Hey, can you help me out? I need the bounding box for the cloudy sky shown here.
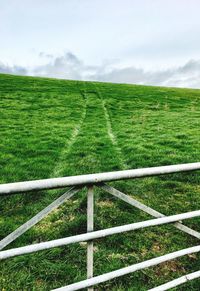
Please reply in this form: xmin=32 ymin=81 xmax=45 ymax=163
xmin=1 ymin=0 xmax=200 ymax=88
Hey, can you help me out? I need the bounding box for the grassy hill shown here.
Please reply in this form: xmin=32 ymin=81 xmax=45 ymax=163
xmin=0 ymin=73 xmax=200 ymax=290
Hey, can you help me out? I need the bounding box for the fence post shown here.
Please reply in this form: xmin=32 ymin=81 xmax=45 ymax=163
xmin=87 ymin=185 xmax=94 ymax=291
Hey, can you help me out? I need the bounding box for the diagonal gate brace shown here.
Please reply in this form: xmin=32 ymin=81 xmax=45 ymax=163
xmin=0 ymin=187 xmax=80 ymax=251
xmin=99 ymin=183 xmax=200 ymax=240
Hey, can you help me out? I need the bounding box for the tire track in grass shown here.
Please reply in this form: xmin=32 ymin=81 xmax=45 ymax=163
xmin=54 ymin=80 xmax=126 ymax=176
xmin=52 ymin=93 xmax=87 ymax=178
xmin=94 ymin=87 xmax=128 ymax=170
xmin=59 ymin=90 xmax=122 ymax=176
xmin=50 ymin=81 xmax=90 ymax=179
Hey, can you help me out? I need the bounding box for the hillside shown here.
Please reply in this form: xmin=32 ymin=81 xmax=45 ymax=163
xmin=0 ymin=73 xmax=200 ymax=290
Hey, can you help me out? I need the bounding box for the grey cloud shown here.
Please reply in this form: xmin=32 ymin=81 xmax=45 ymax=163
xmin=33 ymin=52 xmax=83 ymax=79
xmin=0 ymin=53 xmax=200 ymax=88
xmin=90 ymin=60 xmax=200 ymax=88
xmin=0 ymin=61 xmax=27 ymax=75
xmin=177 ymin=59 xmax=200 ymax=74
xmin=39 ymin=52 xmax=54 ymax=59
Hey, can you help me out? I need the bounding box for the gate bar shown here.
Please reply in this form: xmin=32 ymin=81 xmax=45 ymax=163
xmin=0 ymin=163 xmax=199 ymax=195
xmin=148 ymin=269 xmax=200 ymax=291
xmin=1 ymin=209 xmax=200 ymax=260
xmin=52 ymin=245 xmax=200 ymax=291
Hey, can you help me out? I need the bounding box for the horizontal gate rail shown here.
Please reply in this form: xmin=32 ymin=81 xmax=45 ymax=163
xmin=0 ymin=162 xmax=200 ymax=290
xmin=0 ymin=162 xmax=200 ymax=195
xmin=52 ymin=245 xmax=200 ymax=291
xmin=1 ymin=209 xmax=200 ymax=260
xmin=148 ymin=269 xmax=200 ymax=291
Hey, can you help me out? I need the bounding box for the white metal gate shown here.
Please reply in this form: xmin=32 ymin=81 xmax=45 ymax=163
xmin=0 ymin=163 xmax=200 ymax=290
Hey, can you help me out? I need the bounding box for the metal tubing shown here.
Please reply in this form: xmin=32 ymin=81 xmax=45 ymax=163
xmin=52 ymin=245 xmax=200 ymax=291
xmin=148 ymin=270 xmax=200 ymax=291
xmin=87 ymin=186 xmax=94 ymax=291
xmin=1 ymin=209 xmax=200 ymax=260
xmin=0 ymin=187 xmax=79 ymax=250
xmin=0 ymin=163 xmax=199 ymax=195
xmin=100 ymin=183 xmax=200 ymax=239
xmin=100 ymin=183 xmax=164 ymax=217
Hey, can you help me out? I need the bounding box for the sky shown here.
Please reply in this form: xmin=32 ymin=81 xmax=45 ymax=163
xmin=0 ymin=0 xmax=200 ymax=88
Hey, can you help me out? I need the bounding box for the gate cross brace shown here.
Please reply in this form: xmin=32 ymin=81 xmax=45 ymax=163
xmin=99 ymin=183 xmax=200 ymax=240
xmin=0 ymin=187 xmax=80 ymax=251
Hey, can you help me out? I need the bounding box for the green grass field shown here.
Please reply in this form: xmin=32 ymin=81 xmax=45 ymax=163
xmin=0 ymin=73 xmax=200 ymax=290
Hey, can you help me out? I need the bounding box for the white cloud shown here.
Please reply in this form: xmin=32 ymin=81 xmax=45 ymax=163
xmin=0 ymin=53 xmax=200 ymax=88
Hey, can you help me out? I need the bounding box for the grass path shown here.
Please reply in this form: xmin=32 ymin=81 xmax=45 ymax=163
xmin=59 ymin=91 xmax=121 ymax=175
xmin=92 ymin=85 xmax=128 ymax=170
xmin=51 ymin=94 xmax=87 ymax=178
